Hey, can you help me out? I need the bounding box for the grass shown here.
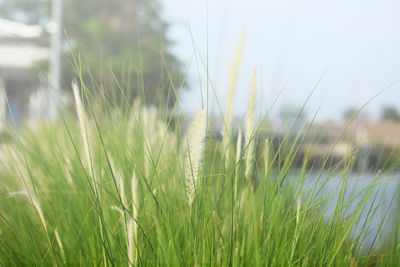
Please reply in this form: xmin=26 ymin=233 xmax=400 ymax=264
xmin=0 ymin=42 xmax=399 ymax=266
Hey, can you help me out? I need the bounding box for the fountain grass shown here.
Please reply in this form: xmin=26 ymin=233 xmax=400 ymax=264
xmin=0 ymin=83 xmax=398 ymax=266
xmin=0 ymin=36 xmax=399 ymax=266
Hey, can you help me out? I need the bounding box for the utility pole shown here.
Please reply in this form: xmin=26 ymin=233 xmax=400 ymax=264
xmin=49 ymin=0 xmax=62 ymax=119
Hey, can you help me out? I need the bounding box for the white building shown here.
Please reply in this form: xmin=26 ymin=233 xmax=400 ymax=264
xmin=0 ymin=18 xmax=49 ymax=128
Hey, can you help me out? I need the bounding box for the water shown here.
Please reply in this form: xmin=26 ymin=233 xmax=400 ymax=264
xmin=301 ymin=171 xmax=400 ymax=250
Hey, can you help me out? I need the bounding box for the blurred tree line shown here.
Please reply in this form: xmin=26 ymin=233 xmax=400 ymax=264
xmin=0 ymin=0 xmax=184 ymax=107
xmin=343 ymin=106 xmax=400 ymax=123
xmin=381 ymin=106 xmax=400 ymax=122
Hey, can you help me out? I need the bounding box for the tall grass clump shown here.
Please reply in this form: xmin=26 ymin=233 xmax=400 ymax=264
xmin=0 ymin=34 xmax=399 ymax=267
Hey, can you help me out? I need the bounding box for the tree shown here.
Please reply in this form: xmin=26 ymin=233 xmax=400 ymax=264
xmin=343 ymin=107 xmax=357 ymax=121
xmin=0 ymin=0 xmax=184 ymax=107
xmin=381 ymin=106 xmax=400 ymax=122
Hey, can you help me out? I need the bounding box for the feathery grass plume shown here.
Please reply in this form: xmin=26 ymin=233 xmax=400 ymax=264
xmin=142 ymin=107 xmax=158 ymax=179
xmin=2 ymin=147 xmax=32 ymax=190
xmin=296 ymin=199 xmax=301 ymax=225
xmin=127 ymin=99 xmax=141 ymax=147
xmin=264 ymin=139 xmax=270 ymax=178
xmin=110 ymin=157 xmax=136 ymax=265
xmin=109 ymin=157 xmax=127 ymax=208
xmin=54 ymin=228 xmax=66 ymax=263
xmin=185 ymin=109 xmax=206 ymax=207
xmin=131 ymin=171 xmax=138 ymax=228
xmin=111 ymin=205 xmax=124 ymax=217
xmin=143 ymin=144 xmax=151 ymax=178
xmin=234 ymin=130 xmax=243 ymax=200
xmin=245 ymin=69 xmax=257 ymax=186
xmin=109 ymin=161 xmax=138 ymax=266
xmin=222 ymin=30 xmax=246 ymax=165
xmin=64 ymin=155 xmax=74 ymax=186
xmin=127 ymin=171 xmax=139 ymax=266
xmin=71 ymin=80 xmax=98 ymax=192
xmin=8 ymin=191 xmax=47 ymax=231
xmin=127 ymin=219 xmax=135 ymax=266
xmin=236 ymin=130 xmax=242 ymax=164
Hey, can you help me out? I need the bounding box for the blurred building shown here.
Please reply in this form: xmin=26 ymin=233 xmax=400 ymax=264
xmin=0 ymin=18 xmax=49 ymax=128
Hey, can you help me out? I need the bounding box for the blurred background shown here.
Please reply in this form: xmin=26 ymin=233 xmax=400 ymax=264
xmin=1 ymin=0 xmax=400 ymax=167
xmin=2 ymin=1 xmax=400 ymax=255
xmin=164 ymin=0 xmax=400 ymax=121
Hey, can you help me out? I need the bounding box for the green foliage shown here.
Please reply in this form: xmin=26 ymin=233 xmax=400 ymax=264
xmin=381 ymin=106 xmax=400 ymax=122
xmin=0 ymin=89 xmax=398 ymax=265
xmin=0 ymin=0 xmax=184 ymax=106
xmin=343 ymin=107 xmax=357 ymax=121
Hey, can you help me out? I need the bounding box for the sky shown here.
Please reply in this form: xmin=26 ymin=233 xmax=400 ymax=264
xmin=160 ymin=0 xmax=400 ymax=121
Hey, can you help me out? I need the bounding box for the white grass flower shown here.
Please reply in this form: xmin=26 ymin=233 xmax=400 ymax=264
xmin=127 ymin=218 xmax=135 ymax=266
xmin=127 ymin=99 xmax=141 ymax=147
xmin=143 ymin=143 xmax=151 ymax=178
xmin=222 ymin=30 xmax=246 ymax=165
xmin=141 ymin=106 xmax=159 ymax=179
xmin=64 ymin=155 xmax=74 ymax=186
xmin=109 ymin=157 xmax=139 ymax=266
xmin=8 ymin=190 xmax=47 ymax=231
xmin=234 ymin=130 xmax=243 ymax=199
xmin=128 ymin=171 xmax=139 ymax=266
xmin=111 ymin=205 xmax=124 ymax=217
xmin=71 ymin=80 xmax=98 ymax=192
xmin=110 ymin=167 xmax=139 ymax=266
xmin=131 ymin=171 xmax=138 ymax=221
xmin=245 ymin=69 xmax=257 ymax=184
xmin=296 ymin=199 xmax=301 ymax=225
xmin=54 ymin=228 xmax=66 ymax=263
xmin=185 ymin=109 xmax=206 ymax=206
xmin=236 ymin=130 xmax=242 ymax=164
xmin=109 ymin=157 xmax=127 ymax=208
xmin=239 ymin=189 xmax=247 ymax=214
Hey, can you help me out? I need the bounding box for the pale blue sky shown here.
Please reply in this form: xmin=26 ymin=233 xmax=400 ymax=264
xmin=161 ymin=0 xmax=400 ymax=121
